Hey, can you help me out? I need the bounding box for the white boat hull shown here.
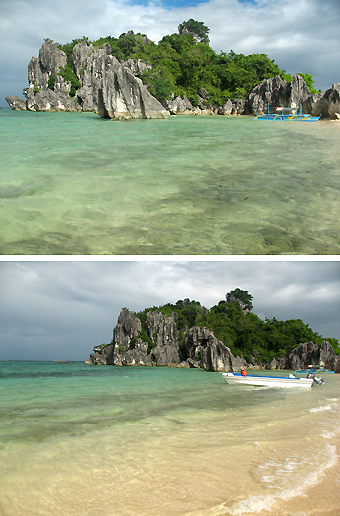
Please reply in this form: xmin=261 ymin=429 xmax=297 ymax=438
xmin=222 ymin=372 xmax=314 ymax=388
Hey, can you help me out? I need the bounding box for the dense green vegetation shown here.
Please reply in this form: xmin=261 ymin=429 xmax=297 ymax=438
xmin=53 ymin=20 xmax=314 ymax=106
xmin=135 ymin=290 xmax=339 ymax=364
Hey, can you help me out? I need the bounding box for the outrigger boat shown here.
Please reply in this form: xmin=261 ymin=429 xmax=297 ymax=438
xmin=222 ymin=371 xmax=323 ymax=388
xmin=295 ymin=362 xmax=335 ymax=374
xmin=254 ymin=104 xmax=320 ymax=122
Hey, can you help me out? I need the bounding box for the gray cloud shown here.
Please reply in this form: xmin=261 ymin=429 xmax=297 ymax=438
xmin=1 ymin=0 xmax=339 ymax=104
xmin=0 ymin=260 xmax=339 ymax=361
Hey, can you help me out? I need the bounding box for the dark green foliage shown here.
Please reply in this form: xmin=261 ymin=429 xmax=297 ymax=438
xmin=47 ymin=74 xmax=56 ymax=90
xmin=296 ymin=73 xmax=321 ymax=94
xmin=133 ymin=293 xmax=334 ymax=365
xmin=327 ymin=338 xmax=340 ymax=355
xmin=59 ymin=65 xmax=81 ymax=96
xmin=52 ymin=22 xmax=315 ymax=106
xmin=225 ymin=288 xmax=253 ymax=311
xmin=178 ymin=19 xmax=210 ymax=45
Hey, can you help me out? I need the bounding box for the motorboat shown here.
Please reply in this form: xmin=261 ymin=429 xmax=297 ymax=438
xmin=222 ymin=371 xmax=319 ymax=388
xmin=254 ymin=104 xmax=320 ymax=122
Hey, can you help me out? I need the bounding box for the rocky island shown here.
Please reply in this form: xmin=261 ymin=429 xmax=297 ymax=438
xmin=6 ymin=22 xmax=340 ymax=119
xmin=87 ymin=291 xmax=340 ymax=372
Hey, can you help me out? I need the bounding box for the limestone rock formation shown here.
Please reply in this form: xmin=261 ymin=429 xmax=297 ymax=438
xmin=6 ymin=38 xmax=339 ymax=119
xmin=6 ymin=40 xmax=168 ymax=119
xmin=247 ymin=74 xmax=312 ymax=115
xmin=5 ymin=95 xmax=27 ymax=110
xmin=89 ymin=309 xmax=181 ymax=367
xmin=88 ymin=309 xmax=240 ymax=371
xmin=146 ymin=311 xmax=181 ymax=365
xmin=83 ymin=53 xmax=168 ymax=119
xmin=88 ymin=308 xmax=338 ymax=373
xmin=245 ymin=75 xmax=340 ymax=119
xmin=165 ymin=95 xmax=194 ymax=115
xmin=309 ymin=83 xmax=340 ymax=119
xmin=123 ymin=59 xmax=151 ymax=77
xmin=184 ymin=326 xmax=244 ymax=372
xmin=288 ymin=340 xmax=336 ymax=370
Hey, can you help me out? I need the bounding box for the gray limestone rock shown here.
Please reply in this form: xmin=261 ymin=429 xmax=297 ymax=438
xmin=7 ymin=39 xmax=168 ymax=119
xmin=247 ymin=75 xmax=291 ymax=114
xmin=165 ymin=95 xmax=193 ymax=115
xmin=25 ymin=87 xmax=79 ymax=112
xmin=23 ymin=41 xmax=80 ymax=112
xmin=38 ymin=40 xmax=67 ymax=76
xmin=72 ymin=40 xmax=96 ymax=79
xmin=5 ymin=95 xmax=27 ymax=110
xmin=185 ymin=326 xmax=236 ymax=372
xmin=288 ymin=340 xmax=336 ymax=370
xmin=217 ymin=99 xmax=233 ymax=115
xmin=310 ymin=83 xmax=340 ymax=119
xmin=148 ymin=312 xmax=181 ymax=365
xmin=78 ymin=51 xmax=168 ymax=119
xmin=123 ymin=59 xmax=151 ymax=77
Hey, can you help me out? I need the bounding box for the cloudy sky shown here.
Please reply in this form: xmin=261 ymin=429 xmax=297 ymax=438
xmin=0 ymin=259 xmax=339 ymax=361
xmin=1 ymin=0 xmax=339 ymax=105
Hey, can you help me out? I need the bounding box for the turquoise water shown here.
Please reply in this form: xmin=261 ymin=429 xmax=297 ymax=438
xmin=1 ymin=108 xmax=339 ymax=255
xmin=1 ymin=361 xmax=339 ymax=516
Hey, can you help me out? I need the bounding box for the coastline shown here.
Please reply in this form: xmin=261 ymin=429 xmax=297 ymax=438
xmin=1 ymin=362 xmax=339 ymax=516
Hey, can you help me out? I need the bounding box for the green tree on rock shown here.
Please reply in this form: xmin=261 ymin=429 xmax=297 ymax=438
xmin=225 ymin=288 xmax=253 ymax=311
xmin=178 ymin=19 xmax=210 ymax=45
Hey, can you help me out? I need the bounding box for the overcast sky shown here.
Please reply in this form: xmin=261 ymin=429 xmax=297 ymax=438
xmin=1 ymin=0 xmax=339 ymax=106
xmin=0 ymin=259 xmax=339 ymax=361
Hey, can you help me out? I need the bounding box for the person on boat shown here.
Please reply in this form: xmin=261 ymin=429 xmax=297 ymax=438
xmin=241 ymin=368 xmax=247 ymax=376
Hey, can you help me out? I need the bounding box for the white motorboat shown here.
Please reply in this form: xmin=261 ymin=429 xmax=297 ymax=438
xmin=222 ymin=372 xmax=317 ymax=389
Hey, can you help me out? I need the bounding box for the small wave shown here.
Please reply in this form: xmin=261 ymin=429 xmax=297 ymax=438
xmin=227 ymin=444 xmax=337 ymax=515
xmin=310 ymin=404 xmax=332 ymax=412
xmin=321 ymin=431 xmax=335 ymax=439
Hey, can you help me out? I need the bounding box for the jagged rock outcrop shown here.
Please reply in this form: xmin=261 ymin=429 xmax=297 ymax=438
xmin=88 ymin=309 xmax=240 ymax=371
xmin=265 ymin=357 xmax=288 ymax=370
xmin=5 ymin=95 xmax=27 ymax=110
xmin=88 ymin=309 xmax=338 ymax=372
xmin=90 ymin=309 xmax=180 ymax=367
xmin=247 ymin=74 xmax=312 ymax=115
xmin=6 ymin=38 xmax=339 ymax=119
xmin=123 ymin=59 xmax=151 ymax=77
xmin=146 ymin=311 xmax=181 ymax=365
xmin=184 ymin=326 xmax=245 ymax=372
xmin=246 ymin=75 xmax=340 ymax=119
xmin=6 ymin=40 xmax=168 ymax=119
xmin=81 ymin=52 xmax=168 ymax=119
xmin=308 ymin=83 xmax=340 ymax=119
xmin=165 ymin=95 xmax=195 ymax=115
xmin=288 ymin=340 xmax=336 ymax=370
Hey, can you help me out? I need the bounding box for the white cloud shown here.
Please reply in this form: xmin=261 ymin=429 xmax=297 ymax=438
xmin=0 ymin=260 xmax=339 ymax=361
xmin=1 ymin=0 xmax=339 ymax=104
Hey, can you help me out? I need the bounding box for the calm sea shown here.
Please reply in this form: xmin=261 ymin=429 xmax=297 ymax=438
xmin=1 ymin=361 xmax=339 ymax=516
xmin=1 ymin=108 xmax=339 ymax=255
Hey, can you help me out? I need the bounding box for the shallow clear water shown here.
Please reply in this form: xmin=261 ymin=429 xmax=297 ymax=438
xmin=1 ymin=361 xmax=339 ymax=516
xmin=1 ymin=109 xmax=339 ymax=255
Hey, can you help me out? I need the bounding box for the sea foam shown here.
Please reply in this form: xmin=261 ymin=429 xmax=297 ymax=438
xmin=227 ymin=444 xmax=337 ymax=515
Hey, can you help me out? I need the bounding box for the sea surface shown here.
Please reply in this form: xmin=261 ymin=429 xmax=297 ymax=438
xmin=1 ymin=361 xmax=339 ymax=516
xmin=1 ymin=108 xmax=339 ymax=255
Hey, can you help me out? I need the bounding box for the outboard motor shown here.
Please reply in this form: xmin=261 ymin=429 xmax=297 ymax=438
xmin=307 ymin=372 xmax=324 ymax=385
